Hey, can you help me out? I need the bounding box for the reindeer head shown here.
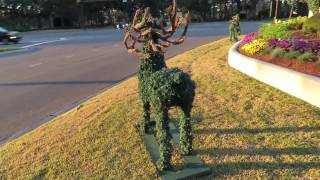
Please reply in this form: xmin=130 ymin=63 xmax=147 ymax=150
xmin=124 ymin=0 xmax=190 ymax=59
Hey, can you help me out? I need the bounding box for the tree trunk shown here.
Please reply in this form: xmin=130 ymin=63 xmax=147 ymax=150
xmin=224 ymin=3 xmax=228 ymax=20
xmin=308 ymin=10 xmax=313 ymax=17
xmin=289 ymin=4 xmax=294 ymax=18
xmin=49 ymin=15 xmax=54 ymax=29
xmin=270 ymin=0 xmax=273 ymax=18
xmin=275 ymin=0 xmax=279 ymax=19
xmin=307 ymin=0 xmax=320 ymax=17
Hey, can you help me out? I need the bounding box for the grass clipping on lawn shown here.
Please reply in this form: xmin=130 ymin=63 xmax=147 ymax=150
xmin=1 ymin=38 xmax=320 ymax=179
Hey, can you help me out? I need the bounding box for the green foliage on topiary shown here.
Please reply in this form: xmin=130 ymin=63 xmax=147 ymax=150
xmin=138 ymin=52 xmax=195 ymax=170
xmin=303 ymin=14 xmax=320 ymax=33
xmin=229 ymin=14 xmax=240 ymax=42
xmin=124 ymin=0 xmax=195 ymax=171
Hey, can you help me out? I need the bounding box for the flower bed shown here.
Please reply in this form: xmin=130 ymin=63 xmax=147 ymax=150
xmin=229 ymin=16 xmax=320 ymax=108
xmin=229 ymin=42 xmax=320 ymax=108
xmin=237 ymin=17 xmax=320 ymax=77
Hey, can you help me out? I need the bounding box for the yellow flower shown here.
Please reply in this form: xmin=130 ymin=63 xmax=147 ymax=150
xmin=240 ymin=38 xmax=266 ymax=55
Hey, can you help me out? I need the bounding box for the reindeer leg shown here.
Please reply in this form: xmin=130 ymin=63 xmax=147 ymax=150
xmin=141 ymin=100 xmax=151 ymax=134
xmin=155 ymin=105 xmax=172 ymax=170
xmin=180 ymin=105 xmax=193 ymax=155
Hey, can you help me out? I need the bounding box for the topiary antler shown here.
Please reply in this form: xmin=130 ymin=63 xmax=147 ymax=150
xmin=123 ymin=0 xmax=191 ymax=58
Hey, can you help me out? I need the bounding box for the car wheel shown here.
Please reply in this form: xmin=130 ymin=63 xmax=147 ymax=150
xmin=3 ymin=38 xmax=9 ymax=45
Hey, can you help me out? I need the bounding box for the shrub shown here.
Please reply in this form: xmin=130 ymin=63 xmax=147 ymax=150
xmin=284 ymin=51 xmax=301 ymax=60
xmin=260 ymin=17 xmax=307 ymax=39
xmin=284 ymin=16 xmax=308 ymax=30
xmin=298 ymin=52 xmax=319 ymax=62
xmin=259 ymin=23 xmax=291 ymax=39
xmin=271 ymin=48 xmax=286 ymax=58
xmin=303 ymin=14 xmax=320 ymax=33
xmin=240 ymin=38 xmax=267 ymax=55
xmin=260 ymin=47 xmax=273 ymax=55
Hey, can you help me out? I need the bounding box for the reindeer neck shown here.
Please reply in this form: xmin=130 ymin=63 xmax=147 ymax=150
xmin=139 ymin=53 xmax=166 ymax=75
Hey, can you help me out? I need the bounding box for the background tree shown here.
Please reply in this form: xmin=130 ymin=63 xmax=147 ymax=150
xmin=275 ymin=0 xmax=280 ymax=19
xmin=287 ymin=0 xmax=297 ymax=18
xmin=307 ymin=0 xmax=319 ymax=17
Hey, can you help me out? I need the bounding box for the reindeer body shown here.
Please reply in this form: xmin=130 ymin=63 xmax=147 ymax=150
xmin=138 ymin=53 xmax=195 ymax=170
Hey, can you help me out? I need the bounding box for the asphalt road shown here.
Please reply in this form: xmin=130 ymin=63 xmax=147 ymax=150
xmin=0 ymin=21 xmax=268 ymax=144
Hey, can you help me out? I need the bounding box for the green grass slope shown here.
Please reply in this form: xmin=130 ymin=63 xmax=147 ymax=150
xmin=0 ymin=38 xmax=319 ymax=179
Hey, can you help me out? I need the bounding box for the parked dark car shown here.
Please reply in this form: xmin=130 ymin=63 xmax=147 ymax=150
xmin=0 ymin=27 xmax=22 ymax=44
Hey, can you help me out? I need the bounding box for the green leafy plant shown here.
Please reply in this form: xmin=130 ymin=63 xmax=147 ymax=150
xmin=259 ymin=23 xmax=291 ymax=39
xmin=271 ymin=48 xmax=286 ymax=58
xmin=284 ymin=16 xmax=308 ymax=30
xmin=298 ymin=52 xmax=319 ymax=62
xmin=138 ymin=50 xmax=195 ymax=171
xmin=284 ymin=51 xmax=302 ymax=60
xmin=260 ymin=47 xmax=273 ymax=55
xmin=259 ymin=17 xmax=307 ymax=39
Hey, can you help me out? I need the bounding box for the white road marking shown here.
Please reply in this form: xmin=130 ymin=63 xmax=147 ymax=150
xmin=22 ymin=38 xmax=68 ymax=49
xmin=29 ymin=63 xmax=42 ymax=68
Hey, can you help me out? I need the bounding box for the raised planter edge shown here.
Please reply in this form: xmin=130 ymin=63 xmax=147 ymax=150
xmin=228 ymin=42 xmax=320 ymax=109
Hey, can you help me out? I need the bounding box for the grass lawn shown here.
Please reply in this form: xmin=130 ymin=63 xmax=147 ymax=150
xmin=0 ymin=38 xmax=319 ymax=179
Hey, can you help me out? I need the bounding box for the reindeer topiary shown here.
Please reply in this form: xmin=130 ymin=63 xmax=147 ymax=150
xmin=123 ymin=0 xmax=195 ymax=170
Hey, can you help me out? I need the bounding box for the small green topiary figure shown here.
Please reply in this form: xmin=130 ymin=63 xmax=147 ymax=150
xmin=124 ymin=0 xmax=195 ymax=171
xmin=229 ymin=14 xmax=241 ymax=42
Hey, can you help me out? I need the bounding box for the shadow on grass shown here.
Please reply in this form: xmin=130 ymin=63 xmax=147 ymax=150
xmin=196 ymin=147 xmax=320 ymax=156
xmin=194 ymin=126 xmax=320 ymax=135
xmin=199 ymin=146 xmax=320 ymax=177
xmin=208 ymin=161 xmax=320 ymax=178
xmin=194 ymin=126 xmax=320 ymax=177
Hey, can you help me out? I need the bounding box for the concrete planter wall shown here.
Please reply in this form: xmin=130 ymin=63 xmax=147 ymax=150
xmin=228 ymin=43 xmax=320 ymax=108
